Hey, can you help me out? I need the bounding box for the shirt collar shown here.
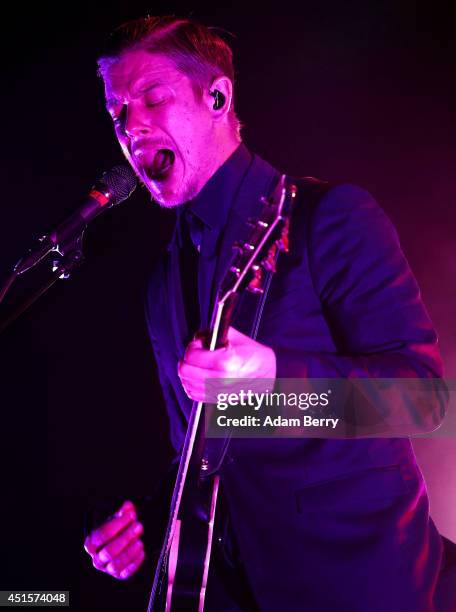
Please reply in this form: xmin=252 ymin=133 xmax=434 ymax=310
xmin=169 ymin=143 xmax=253 ymax=253
xmin=186 ymin=142 xmax=252 ymax=231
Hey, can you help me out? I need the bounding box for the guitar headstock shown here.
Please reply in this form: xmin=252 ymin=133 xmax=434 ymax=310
xmin=218 ymin=174 xmax=297 ymax=302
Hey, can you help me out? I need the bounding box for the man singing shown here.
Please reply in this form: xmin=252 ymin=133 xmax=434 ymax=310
xmin=84 ymin=15 xmax=447 ymax=611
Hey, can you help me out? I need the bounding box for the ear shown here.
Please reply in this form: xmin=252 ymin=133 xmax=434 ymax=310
xmin=204 ymin=76 xmax=233 ymax=119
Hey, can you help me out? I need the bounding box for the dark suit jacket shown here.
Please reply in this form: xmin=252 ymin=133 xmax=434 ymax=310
xmin=145 ymin=147 xmax=447 ymax=611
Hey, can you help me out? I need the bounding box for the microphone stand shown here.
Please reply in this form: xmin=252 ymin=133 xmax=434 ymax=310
xmin=0 ymin=165 xmax=137 ymax=334
xmin=0 ymin=233 xmax=85 ymax=335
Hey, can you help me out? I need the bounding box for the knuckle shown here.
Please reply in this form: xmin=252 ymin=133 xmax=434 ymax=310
xmin=109 ymin=555 xmax=126 ymax=574
xmin=119 ymin=568 xmax=133 ymax=580
xmin=117 ymin=500 xmax=135 ymax=516
xmin=88 ymin=528 xmax=103 ymax=547
xmin=96 ymin=547 xmax=111 ymax=564
xmin=130 ymin=521 xmax=144 ymax=538
xmin=106 ymin=562 xmax=119 ymax=577
xmin=84 ymin=538 xmax=95 ymax=555
xmin=92 ymin=556 xmax=106 ymax=571
xmin=119 ymin=550 xmax=145 ymax=580
xmin=124 ymin=510 xmax=137 ymax=524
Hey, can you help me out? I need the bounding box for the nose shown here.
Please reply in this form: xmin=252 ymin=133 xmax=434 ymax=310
xmin=124 ymin=104 xmax=152 ymax=140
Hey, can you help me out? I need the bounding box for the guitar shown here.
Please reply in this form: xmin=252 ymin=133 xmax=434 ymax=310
xmin=148 ymin=174 xmax=297 ymax=611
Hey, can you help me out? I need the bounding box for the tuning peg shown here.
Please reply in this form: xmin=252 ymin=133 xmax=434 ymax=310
xmin=246 ymin=217 xmax=269 ymax=229
xmin=276 ymin=237 xmax=288 ymax=253
xmin=262 ymin=243 xmax=278 ymax=272
xmin=262 ymin=259 xmax=276 ymax=274
xmin=234 ymin=240 xmax=255 ymax=253
xmin=243 ymin=242 xmax=255 ymax=252
xmin=276 ymin=220 xmax=290 ymax=252
xmin=247 ymin=264 xmax=264 ymax=294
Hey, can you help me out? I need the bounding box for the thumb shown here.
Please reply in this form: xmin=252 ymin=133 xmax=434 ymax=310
xmin=226 ymin=326 xmax=249 ymax=345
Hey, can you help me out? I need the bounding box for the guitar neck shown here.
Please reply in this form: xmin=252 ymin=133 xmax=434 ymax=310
xmin=207 ymin=292 xmax=238 ymax=350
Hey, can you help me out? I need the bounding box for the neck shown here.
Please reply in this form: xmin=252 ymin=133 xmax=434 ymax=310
xmin=208 ymin=134 xmax=242 ymax=180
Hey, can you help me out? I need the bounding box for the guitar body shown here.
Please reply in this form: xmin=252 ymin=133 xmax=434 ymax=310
xmin=150 ymin=417 xmax=220 ymax=612
xmin=163 ymin=473 xmax=219 ymax=611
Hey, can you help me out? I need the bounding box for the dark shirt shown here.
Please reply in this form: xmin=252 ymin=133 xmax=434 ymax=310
xmin=174 ymin=143 xmax=253 ymax=333
xmin=183 ymin=142 xmax=253 ymax=251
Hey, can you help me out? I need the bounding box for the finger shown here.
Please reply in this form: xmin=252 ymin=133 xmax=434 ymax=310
xmin=226 ymin=326 xmax=250 ymax=344
xmin=179 ymin=362 xmax=240 ymax=403
xmin=180 ymin=378 xmax=235 ymax=404
xmin=85 ymin=510 xmax=136 ymax=553
xmin=114 ymin=499 xmax=135 ymax=518
xmin=178 ymin=363 xmax=214 ymax=400
xmin=92 ymin=553 xmax=109 ymax=571
xmin=183 ymin=344 xmax=231 ymax=370
xmin=178 ymin=360 xmax=226 ymax=383
xmin=84 ymin=510 xmax=136 ymax=554
xmin=180 ymin=382 xmax=205 ymax=402
xmin=119 ymin=548 xmax=146 ymax=580
xmin=189 ymin=335 xmax=204 ymax=348
xmin=84 ymin=534 xmax=100 ymax=556
xmin=179 ymin=360 xmax=264 ymax=389
xmin=96 ymin=521 xmax=144 ymax=565
xmin=183 ymin=337 xmax=204 ymax=360
xmin=106 ymin=538 xmax=144 ymax=578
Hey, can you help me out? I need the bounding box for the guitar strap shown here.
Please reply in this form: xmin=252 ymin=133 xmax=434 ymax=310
xmin=201 ymin=175 xmax=332 ymax=476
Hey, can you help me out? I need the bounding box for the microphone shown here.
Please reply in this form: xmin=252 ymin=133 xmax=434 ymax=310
xmin=14 ymin=165 xmax=137 ymax=275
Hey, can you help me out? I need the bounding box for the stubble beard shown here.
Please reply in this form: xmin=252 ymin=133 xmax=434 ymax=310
xmin=147 ymin=175 xmax=202 ymax=208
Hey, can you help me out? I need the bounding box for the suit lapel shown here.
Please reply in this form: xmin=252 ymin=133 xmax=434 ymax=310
xmin=209 ymin=155 xmax=280 ymax=329
xmin=166 ymin=242 xmax=188 ymax=359
xmin=198 ymin=229 xmax=219 ymax=330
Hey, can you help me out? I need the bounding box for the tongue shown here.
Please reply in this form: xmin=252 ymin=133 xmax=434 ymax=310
xmin=148 ymin=149 xmax=175 ymax=178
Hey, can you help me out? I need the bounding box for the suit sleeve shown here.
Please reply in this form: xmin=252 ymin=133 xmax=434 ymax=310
xmin=273 ymin=183 xmax=448 ymax=434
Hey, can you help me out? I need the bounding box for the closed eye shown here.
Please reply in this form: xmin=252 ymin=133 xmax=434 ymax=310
xmin=142 ymin=84 xmax=169 ymax=107
xmin=145 ymin=99 xmax=165 ymax=108
xmin=144 ymin=93 xmax=167 ymax=108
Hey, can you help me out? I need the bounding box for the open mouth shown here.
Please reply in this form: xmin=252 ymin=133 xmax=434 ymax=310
xmin=144 ymin=149 xmax=175 ymax=181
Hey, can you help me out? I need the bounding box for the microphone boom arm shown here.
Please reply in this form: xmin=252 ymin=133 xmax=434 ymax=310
xmin=0 ymin=163 xmax=137 ymax=331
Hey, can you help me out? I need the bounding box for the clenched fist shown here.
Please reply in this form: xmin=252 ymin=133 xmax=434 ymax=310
xmin=178 ymin=326 xmax=276 ymax=403
xmin=84 ymin=500 xmax=145 ymax=580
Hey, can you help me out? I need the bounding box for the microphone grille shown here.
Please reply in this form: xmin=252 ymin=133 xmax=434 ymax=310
xmin=101 ymin=165 xmax=137 ymax=205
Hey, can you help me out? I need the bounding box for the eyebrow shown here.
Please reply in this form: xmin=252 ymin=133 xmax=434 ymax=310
xmin=105 ymin=80 xmax=163 ymax=110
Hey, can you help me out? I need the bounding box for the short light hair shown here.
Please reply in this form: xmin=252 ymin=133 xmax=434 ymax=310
xmin=97 ymin=15 xmax=242 ymax=137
